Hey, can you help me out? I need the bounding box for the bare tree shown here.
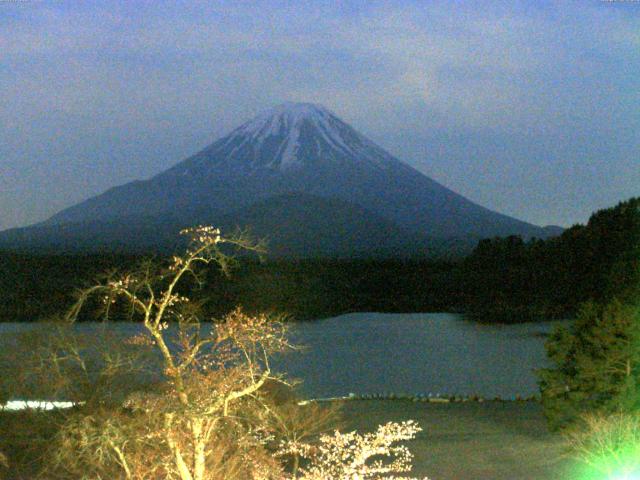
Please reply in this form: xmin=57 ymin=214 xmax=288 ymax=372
xmin=2 ymin=226 xmax=426 ymax=480
xmin=41 ymin=227 xmax=293 ymax=480
xmin=280 ymin=420 xmax=428 ymax=480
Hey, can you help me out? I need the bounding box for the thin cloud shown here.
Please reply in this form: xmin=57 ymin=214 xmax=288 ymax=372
xmin=0 ymin=1 xmax=638 ymax=230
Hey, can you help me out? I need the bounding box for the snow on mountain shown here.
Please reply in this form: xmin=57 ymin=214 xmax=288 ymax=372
xmin=166 ymin=102 xmax=401 ymax=176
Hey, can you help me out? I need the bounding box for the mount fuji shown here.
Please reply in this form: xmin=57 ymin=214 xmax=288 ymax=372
xmin=0 ymin=102 xmax=560 ymax=256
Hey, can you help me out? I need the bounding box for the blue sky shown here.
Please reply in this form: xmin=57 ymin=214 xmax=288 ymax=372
xmin=1 ymin=0 xmax=638 ymax=230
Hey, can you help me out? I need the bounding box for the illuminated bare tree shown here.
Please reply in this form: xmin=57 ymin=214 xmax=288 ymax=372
xmin=47 ymin=227 xmax=292 ymax=480
xmin=280 ymin=420 xmax=428 ymax=480
xmin=2 ymin=226 xmax=426 ymax=480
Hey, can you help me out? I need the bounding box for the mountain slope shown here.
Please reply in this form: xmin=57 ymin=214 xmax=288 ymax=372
xmin=214 ymin=192 xmax=429 ymax=258
xmin=0 ymin=193 xmax=430 ymax=257
xmin=2 ymin=102 xmax=558 ymax=255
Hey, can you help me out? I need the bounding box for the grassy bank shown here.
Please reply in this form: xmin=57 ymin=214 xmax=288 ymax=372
xmin=1 ymin=400 xmax=602 ymax=479
xmin=339 ymin=399 xmax=596 ymax=480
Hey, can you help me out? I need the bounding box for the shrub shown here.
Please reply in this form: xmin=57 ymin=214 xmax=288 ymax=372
xmin=283 ymin=420 xmax=425 ymax=480
xmin=565 ymin=412 xmax=640 ymax=478
xmin=537 ymin=299 xmax=640 ymax=430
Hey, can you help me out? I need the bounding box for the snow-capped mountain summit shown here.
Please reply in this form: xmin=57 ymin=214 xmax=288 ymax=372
xmin=165 ymin=102 xmax=400 ymax=175
xmin=1 ymin=102 xmax=560 ymax=256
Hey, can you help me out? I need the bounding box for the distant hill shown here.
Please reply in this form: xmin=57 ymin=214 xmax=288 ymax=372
xmin=0 ymin=102 xmax=560 ymax=256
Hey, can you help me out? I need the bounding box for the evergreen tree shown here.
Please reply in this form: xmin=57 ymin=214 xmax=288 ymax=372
xmin=537 ymin=298 xmax=640 ymax=430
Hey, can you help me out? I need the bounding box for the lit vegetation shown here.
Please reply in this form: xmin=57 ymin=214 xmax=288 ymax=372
xmin=564 ymin=412 xmax=640 ymax=479
xmin=281 ymin=420 xmax=423 ymax=480
xmin=537 ymin=298 xmax=640 ymax=431
xmin=0 ymin=226 xmax=426 ymax=479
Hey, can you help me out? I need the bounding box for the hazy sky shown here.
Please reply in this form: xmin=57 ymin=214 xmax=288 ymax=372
xmin=1 ymin=0 xmax=639 ymax=231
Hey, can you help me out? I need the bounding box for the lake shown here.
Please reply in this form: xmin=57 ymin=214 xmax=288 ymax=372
xmin=0 ymin=313 xmax=566 ymax=400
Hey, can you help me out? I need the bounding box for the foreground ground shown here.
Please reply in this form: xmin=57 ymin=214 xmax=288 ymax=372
xmin=1 ymin=400 xmax=598 ymax=479
xmin=339 ymin=399 xmax=596 ymax=480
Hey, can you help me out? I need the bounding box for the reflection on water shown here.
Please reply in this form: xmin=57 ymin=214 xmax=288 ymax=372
xmin=273 ymin=313 xmax=567 ymax=399
xmin=0 ymin=313 xmax=568 ymax=400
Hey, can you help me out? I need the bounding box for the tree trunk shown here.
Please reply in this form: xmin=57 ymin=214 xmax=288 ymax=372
xmin=192 ymin=419 xmax=206 ymax=480
xmin=165 ymin=413 xmax=194 ymax=480
xmin=292 ymin=454 xmax=300 ymax=478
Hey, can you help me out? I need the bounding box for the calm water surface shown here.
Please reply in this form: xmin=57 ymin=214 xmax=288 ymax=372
xmin=0 ymin=313 xmax=567 ymax=399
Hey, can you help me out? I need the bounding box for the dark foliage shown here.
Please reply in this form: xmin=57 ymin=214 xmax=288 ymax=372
xmin=0 ymin=254 xmax=461 ymax=322
xmin=537 ymin=298 xmax=640 ymax=430
xmin=459 ymin=197 xmax=640 ymax=322
xmin=0 ymin=253 xmax=142 ymax=323
xmin=1 ymin=197 xmax=638 ymax=324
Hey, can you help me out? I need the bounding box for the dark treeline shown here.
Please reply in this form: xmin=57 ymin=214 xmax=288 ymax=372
xmin=0 ymin=253 xmax=462 ymax=322
xmin=460 ymin=197 xmax=640 ymax=322
xmin=203 ymin=258 xmax=463 ymax=320
xmin=1 ymin=197 xmax=638 ymax=323
xmin=0 ymin=252 xmax=142 ymax=323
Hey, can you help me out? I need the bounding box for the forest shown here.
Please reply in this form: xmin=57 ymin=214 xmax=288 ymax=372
xmin=1 ymin=197 xmax=638 ymax=324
